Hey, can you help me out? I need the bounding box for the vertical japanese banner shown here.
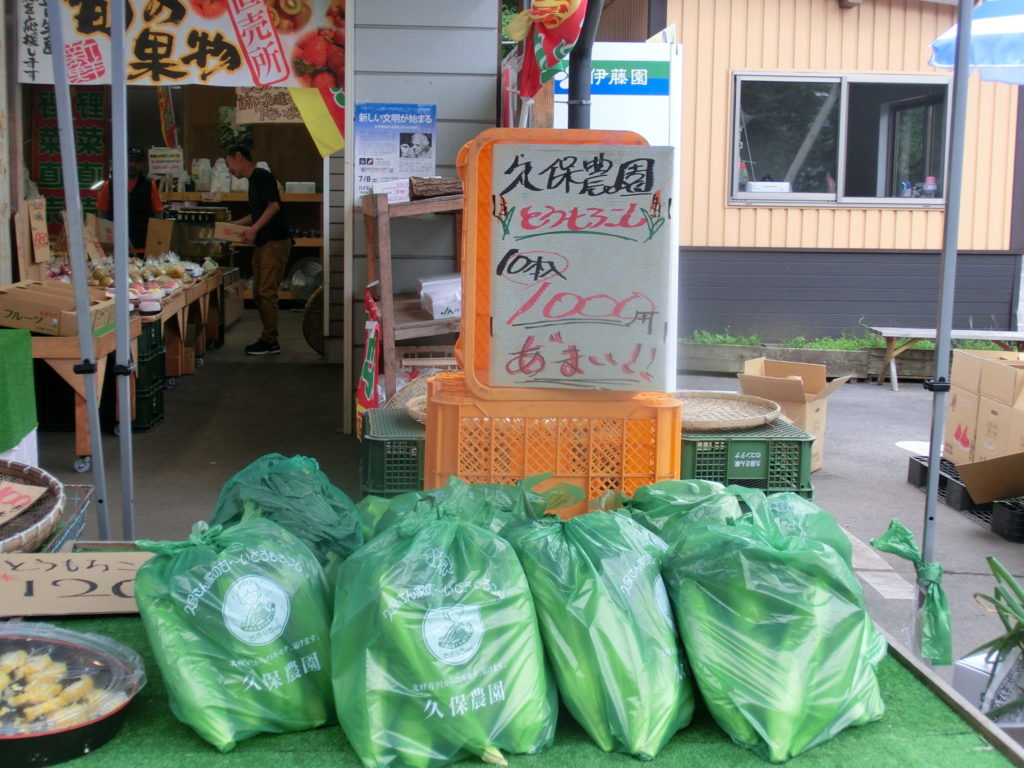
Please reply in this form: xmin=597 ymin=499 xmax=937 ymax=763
xmin=488 ymin=143 xmax=677 ymax=391
xmin=31 ymin=86 xmax=108 ymax=235
xmin=355 ymin=287 xmax=381 ymax=439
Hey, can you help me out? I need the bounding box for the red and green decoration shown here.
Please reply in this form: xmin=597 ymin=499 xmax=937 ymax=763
xmin=506 ymin=0 xmax=588 ymax=100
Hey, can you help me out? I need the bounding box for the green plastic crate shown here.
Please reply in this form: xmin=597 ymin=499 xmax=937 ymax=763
xmin=132 ymin=382 xmax=164 ymax=432
xmin=138 ymin=319 xmax=162 ymax=357
xmin=360 ymin=408 xmax=425 ymax=497
xmin=682 ymin=420 xmax=814 ymax=498
xmin=135 ymin=348 xmax=165 ymax=392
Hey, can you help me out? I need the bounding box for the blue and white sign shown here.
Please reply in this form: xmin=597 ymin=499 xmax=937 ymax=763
xmin=354 ymin=103 xmax=437 ymax=200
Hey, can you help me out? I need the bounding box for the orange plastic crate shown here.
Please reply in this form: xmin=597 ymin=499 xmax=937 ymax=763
xmin=424 ymin=373 xmax=681 ymax=516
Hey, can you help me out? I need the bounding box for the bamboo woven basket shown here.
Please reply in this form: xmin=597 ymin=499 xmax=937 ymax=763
xmin=0 ymin=460 xmax=66 ymax=553
xmin=674 ymin=391 xmax=781 ymax=431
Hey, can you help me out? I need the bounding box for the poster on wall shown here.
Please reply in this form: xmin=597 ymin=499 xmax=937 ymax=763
xmin=17 ymin=0 xmax=346 ymax=88
xmin=488 ymin=142 xmax=677 ymax=392
xmin=353 ymin=103 xmax=436 ymax=201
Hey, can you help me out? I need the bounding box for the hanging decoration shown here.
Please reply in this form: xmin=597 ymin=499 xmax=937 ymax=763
xmin=155 ymin=86 xmax=178 ymax=147
xmin=505 ymin=0 xmax=588 ymax=100
xmin=289 ymin=86 xmax=346 ymax=157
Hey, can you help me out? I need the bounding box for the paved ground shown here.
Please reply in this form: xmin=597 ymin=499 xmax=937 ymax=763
xmin=35 ymin=313 xmax=1023 ymax=685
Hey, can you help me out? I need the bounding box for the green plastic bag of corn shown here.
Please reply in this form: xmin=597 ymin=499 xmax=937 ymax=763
xmin=135 ymin=519 xmax=335 ymax=752
xmin=503 ymin=511 xmax=694 ymax=759
xmin=661 ymin=490 xmax=886 ymax=762
xmin=332 ymin=505 xmax=556 ymax=768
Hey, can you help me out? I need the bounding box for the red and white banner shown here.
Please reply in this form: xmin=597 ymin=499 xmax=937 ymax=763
xmin=18 ymin=0 xmax=345 ymax=88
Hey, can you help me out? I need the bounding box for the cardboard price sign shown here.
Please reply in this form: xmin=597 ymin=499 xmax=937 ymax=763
xmin=28 ymin=198 xmax=51 ymax=264
xmin=0 ymin=481 xmax=47 ymax=526
xmin=0 ymin=552 xmax=155 ymax=617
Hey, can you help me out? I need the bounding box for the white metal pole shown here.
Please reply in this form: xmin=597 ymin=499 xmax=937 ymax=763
xmin=46 ymin=0 xmax=110 ymax=537
xmin=109 ymin=0 xmax=136 ymax=539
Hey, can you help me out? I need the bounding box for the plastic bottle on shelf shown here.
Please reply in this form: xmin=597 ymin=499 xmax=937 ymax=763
xmin=921 ymin=176 xmax=938 ymax=198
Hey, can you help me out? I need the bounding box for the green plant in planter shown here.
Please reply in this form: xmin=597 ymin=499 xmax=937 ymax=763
xmin=972 ymin=556 xmax=1024 ymax=719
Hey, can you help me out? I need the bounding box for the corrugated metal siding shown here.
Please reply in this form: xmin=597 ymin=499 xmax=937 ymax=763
xmin=669 ymin=0 xmax=1020 ymax=252
xmin=329 ymin=1 xmax=499 ymax=344
xmin=597 ymin=0 xmax=649 ymax=42
xmin=679 ymin=248 xmax=1020 ymax=340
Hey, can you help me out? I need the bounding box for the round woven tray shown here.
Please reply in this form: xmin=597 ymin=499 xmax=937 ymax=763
xmin=674 ymin=391 xmax=781 ymax=431
xmin=384 ymin=374 xmax=430 ymax=412
xmin=405 ymin=395 xmax=429 ymax=425
xmin=0 ymin=460 xmax=66 ymax=553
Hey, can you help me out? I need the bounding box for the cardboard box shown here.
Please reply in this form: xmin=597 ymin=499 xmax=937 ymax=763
xmin=981 ymin=357 xmax=1024 ymax=407
xmin=1010 ymin=408 xmax=1024 ymax=456
xmin=738 ymin=358 xmax=851 ymax=472
xmin=223 ymin=280 xmax=244 ymax=327
xmin=144 ymin=217 xmax=174 ymax=255
xmin=958 ymin=452 xmax=1024 ymax=504
xmin=951 ymin=349 xmax=1023 ymax=393
xmin=214 ymin=221 xmax=248 ymax=243
xmin=974 ymin=396 xmax=1015 ymax=462
xmin=942 ymin=386 xmax=979 ymax=465
xmin=0 ymin=280 xmax=115 ymax=336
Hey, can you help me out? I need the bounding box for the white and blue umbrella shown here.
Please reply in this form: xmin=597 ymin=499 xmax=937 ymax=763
xmin=912 ymin=1 xmax=1023 ymax=660
xmin=930 ymin=0 xmax=1024 ymax=84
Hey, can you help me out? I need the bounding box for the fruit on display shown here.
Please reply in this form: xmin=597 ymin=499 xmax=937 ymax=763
xmin=292 ymin=27 xmax=345 ymax=88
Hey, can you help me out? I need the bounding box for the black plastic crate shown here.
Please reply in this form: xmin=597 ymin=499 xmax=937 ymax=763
xmin=135 ymin=348 xmax=166 ymax=391
xmin=360 ymin=408 xmax=425 ymax=497
xmin=991 ymin=499 xmax=1024 ymax=543
xmin=906 ymin=455 xmax=993 ymax=529
xmin=132 ymin=382 xmax=164 ymax=432
xmin=138 ymin=319 xmax=163 ymax=357
xmin=682 ymin=420 xmax=814 ymax=498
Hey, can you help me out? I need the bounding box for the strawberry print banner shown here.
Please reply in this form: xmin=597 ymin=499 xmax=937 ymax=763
xmin=17 ymin=0 xmax=346 ymax=88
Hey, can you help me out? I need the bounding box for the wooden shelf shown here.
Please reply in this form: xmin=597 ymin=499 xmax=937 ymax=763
xmin=211 ymin=237 xmax=321 ymax=248
xmin=161 ymin=191 xmax=322 ymax=203
xmin=243 ymin=290 xmax=295 ymax=301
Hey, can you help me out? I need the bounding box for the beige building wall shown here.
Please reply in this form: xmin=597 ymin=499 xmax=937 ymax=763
xmin=668 ymin=0 xmax=1019 ymax=251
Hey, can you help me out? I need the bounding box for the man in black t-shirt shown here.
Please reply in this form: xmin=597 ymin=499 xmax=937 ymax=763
xmin=225 ymin=145 xmax=291 ymax=356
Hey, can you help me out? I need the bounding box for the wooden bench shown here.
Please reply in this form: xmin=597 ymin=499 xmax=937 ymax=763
xmin=870 ymin=326 xmax=1024 ymax=390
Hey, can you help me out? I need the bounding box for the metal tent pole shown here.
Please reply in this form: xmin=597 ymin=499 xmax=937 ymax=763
xmin=46 ymin=0 xmax=110 ymax=538
xmin=567 ymin=0 xmax=603 ymax=129
xmin=109 ymin=0 xmax=136 ymax=539
xmin=918 ymin=0 xmax=973 ymax=653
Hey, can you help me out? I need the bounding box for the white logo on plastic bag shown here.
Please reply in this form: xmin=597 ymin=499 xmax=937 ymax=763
xmin=422 ymin=604 xmax=483 ymax=665
xmin=222 ymin=575 xmax=290 ymax=646
xmin=424 ymin=547 xmax=454 ymax=576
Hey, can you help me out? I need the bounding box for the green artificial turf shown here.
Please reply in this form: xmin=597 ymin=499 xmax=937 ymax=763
xmin=44 ymin=616 xmax=1016 ymax=768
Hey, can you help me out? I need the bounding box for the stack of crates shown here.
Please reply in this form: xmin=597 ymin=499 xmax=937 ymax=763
xmin=127 ymin=319 xmax=165 ymax=432
xmin=681 ymin=419 xmax=814 ymax=498
xmin=360 ymin=408 xmax=426 ymax=497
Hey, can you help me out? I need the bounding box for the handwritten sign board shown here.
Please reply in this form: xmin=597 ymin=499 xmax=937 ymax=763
xmin=147 ymin=147 xmax=185 ymax=176
xmin=488 ymin=143 xmax=677 ymax=391
xmin=236 ymin=87 xmax=302 ymax=123
xmin=0 ymin=481 xmax=47 ymax=526
xmin=0 ymin=552 xmax=154 ymax=617
xmin=27 ymin=198 xmax=50 ymax=263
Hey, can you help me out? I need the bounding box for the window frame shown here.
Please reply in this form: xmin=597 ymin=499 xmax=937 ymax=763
xmin=730 ymin=72 xmax=952 ymax=208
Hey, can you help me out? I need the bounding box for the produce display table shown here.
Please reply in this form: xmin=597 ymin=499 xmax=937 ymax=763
xmin=30 ymin=316 xmax=141 ymax=472
xmin=142 ymin=272 xmax=221 ymax=380
xmin=45 ymin=616 xmax=1024 ymax=768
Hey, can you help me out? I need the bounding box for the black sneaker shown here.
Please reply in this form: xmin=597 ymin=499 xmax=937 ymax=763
xmin=245 ymin=339 xmax=281 ymax=356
